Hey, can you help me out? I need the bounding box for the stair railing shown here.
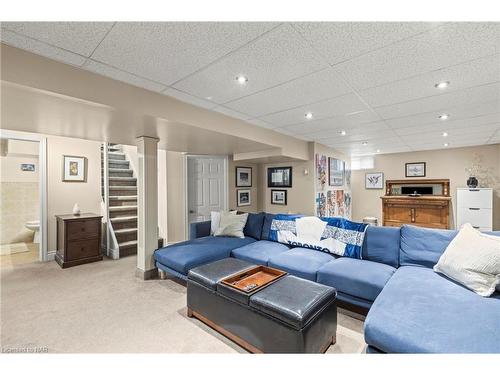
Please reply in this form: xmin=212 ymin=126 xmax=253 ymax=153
xmin=101 ymin=142 xmax=120 ymax=259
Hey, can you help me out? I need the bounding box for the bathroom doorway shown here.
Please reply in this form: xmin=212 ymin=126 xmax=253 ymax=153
xmin=0 ymin=130 xmax=47 ymax=268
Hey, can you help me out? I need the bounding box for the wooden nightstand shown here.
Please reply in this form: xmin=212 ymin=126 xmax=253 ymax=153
xmin=55 ymin=213 xmax=103 ymax=268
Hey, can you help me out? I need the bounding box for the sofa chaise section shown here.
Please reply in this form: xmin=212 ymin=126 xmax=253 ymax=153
xmin=364 ymin=266 xmax=500 ymax=353
xmin=154 ymin=236 xmax=256 ymax=278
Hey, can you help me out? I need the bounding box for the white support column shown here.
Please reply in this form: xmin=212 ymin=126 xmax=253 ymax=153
xmin=136 ymin=136 xmax=159 ymax=279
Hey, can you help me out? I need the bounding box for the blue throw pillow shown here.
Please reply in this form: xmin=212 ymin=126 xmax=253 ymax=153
xmin=260 ymin=213 xmax=276 ymax=240
xmin=400 ymin=225 xmax=457 ymax=268
xmin=243 ymin=212 xmax=265 ymax=240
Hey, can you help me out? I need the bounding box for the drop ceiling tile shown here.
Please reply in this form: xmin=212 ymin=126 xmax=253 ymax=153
xmin=401 ymin=127 xmax=496 ymax=144
xmin=335 ymin=23 xmax=500 ymax=90
xmin=211 ymin=106 xmax=252 ymax=121
xmin=163 ymin=88 xmax=217 ymax=110
xmin=307 ymin=121 xmax=391 ymax=140
xmin=279 ymin=111 xmax=381 ymax=135
xmin=223 ymin=67 xmax=352 ymax=117
xmin=321 ymin=129 xmax=397 ymax=144
xmin=359 ymin=54 xmax=500 ymax=108
xmin=293 ymin=22 xmax=442 ymax=65
xmin=0 ymin=28 xmax=87 ymax=66
xmin=376 ymin=82 xmax=500 ymax=120
xmin=173 ymin=24 xmax=328 ymax=103
xmin=394 ymin=114 xmax=500 ymax=136
xmin=92 ymin=22 xmax=277 ymax=86
xmin=82 ymin=60 xmax=167 ymax=92
xmin=259 ymin=92 xmax=373 ymax=127
xmin=385 ymin=101 xmax=500 ymax=129
xmin=2 ymin=22 xmax=114 ymax=57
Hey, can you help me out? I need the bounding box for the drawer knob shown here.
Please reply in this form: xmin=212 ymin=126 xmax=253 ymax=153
xmin=81 ymin=247 xmax=85 ymax=251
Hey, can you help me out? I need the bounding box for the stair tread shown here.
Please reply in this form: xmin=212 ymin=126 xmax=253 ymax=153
xmin=119 ymin=240 xmax=137 ymax=247
xmin=110 ymin=216 xmax=137 ymax=222
xmin=109 ymin=168 xmax=133 ymax=172
xmin=109 ymin=205 xmax=137 ymax=211
xmin=109 ymin=186 xmax=137 ymax=189
xmin=109 ymin=195 xmax=137 ymax=200
xmin=115 ymin=228 xmax=137 ymax=234
xmin=109 ymin=176 xmax=136 ymax=180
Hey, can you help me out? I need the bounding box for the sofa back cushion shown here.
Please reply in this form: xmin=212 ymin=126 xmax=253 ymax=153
xmin=243 ymin=212 xmax=265 ymax=240
xmin=362 ymin=226 xmax=400 ymax=268
xmin=260 ymin=213 xmax=276 ymax=240
xmin=400 ymin=225 xmax=457 ymax=268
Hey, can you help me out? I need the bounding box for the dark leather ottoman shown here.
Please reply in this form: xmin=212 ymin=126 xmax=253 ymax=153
xmin=187 ymin=258 xmax=337 ymax=353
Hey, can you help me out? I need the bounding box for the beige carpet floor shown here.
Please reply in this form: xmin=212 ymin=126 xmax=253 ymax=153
xmin=0 ymin=256 xmax=367 ymax=353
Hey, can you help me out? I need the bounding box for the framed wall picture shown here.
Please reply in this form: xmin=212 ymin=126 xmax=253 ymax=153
xmin=365 ymin=172 xmax=384 ymax=189
xmin=271 ymin=189 xmax=287 ymax=205
xmin=329 ymin=158 xmax=344 ymax=186
xmin=20 ymin=163 xmax=36 ymax=172
xmin=237 ymin=189 xmax=251 ymax=207
xmin=267 ymin=166 xmax=292 ymax=188
xmin=62 ymin=155 xmax=87 ymax=182
xmin=405 ymin=162 xmax=426 ymax=177
xmin=235 ymin=167 xmax=252 ymax=187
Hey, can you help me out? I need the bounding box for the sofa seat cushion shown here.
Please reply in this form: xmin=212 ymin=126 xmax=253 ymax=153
xmin=154 ymin=236 xmax=256 ymax=275
xmin=268 ymin=248 xmax=335 ymax=281
xmin=231 ymin=240 xmax=291 ymax=266
xmin=364 ymin=266 xmax=500 ymax=353
xmin=317 ymin=258 xmax=396 ymax=302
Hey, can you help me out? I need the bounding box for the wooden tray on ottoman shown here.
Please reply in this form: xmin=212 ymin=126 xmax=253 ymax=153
xmin=220 ymin=266 xmax=287 ymax=295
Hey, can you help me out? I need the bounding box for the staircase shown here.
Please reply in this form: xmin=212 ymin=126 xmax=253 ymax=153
xmin=103 ymin=144 xmax=138 ymax=257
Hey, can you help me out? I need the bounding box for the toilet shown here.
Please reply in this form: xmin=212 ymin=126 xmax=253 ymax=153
xmin=25 ymin=220 xmax=40 ymax=243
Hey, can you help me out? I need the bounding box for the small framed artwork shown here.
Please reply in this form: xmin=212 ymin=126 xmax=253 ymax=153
xmin=329 ymin=158 xmax=345 ymax=186
xmin=235 ymin=167 xmax=252 ymax=187
xmin=62 ymin=155 xmax=87 ymax=182
xmin=271 ymin=189 xmax=287 ymax=205
xmin=267 ymin=166 xmax=292 ymax=188
xmin=20 ymin=163 xmax=36 ymax=172
xmin=405 ymin=162 xmax=426 ymax=177
xmin=365 ymin=172 xmax=384 ymax=189
xmin=237 ymin=189 xmax=251 ymax=207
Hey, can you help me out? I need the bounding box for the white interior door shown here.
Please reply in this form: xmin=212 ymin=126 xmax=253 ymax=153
xmin=187 ymin=156 xmax=227 ymax=224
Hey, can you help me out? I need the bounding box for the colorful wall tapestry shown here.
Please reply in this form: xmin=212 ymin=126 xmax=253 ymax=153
xmin=315 ymin=154 xmax=327 ymax=191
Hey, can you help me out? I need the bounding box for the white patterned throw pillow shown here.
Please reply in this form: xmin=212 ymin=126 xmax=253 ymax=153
xmin=433 ymin=223 xmax=500 ymax=297
xmin=210 ymin=210 xmax=236 ymax=235
xmin=214 ymin=211 xmax=248 ymax=238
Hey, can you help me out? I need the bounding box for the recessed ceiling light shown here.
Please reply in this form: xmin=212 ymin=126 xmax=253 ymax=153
xmin=442 ymin=132 xmax=448 ymax=137
xmin=235 ymin=75 xmax=248 ymax=84
xmin=438 ymin=114 xmax=450 ymax=120
xmin=444 ymin=143 xmax=449 ymax=147
xmin=305 ymin=112 xmax=313 ymax=120
xmin=376 ymin=149 xmax=381 ymax=153
xmin=206 ymin=96 xmax=213 ymax=100
xmin=362 ymin=141 xmax=368 ymax=146
xmin=340 ymin=130 xmax=346 ymax=136
xmin=435 ymin=81 xmax=450 ymax=89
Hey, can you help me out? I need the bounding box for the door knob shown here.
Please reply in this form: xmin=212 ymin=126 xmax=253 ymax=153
xmin=189 ymin=210 xmax=195 ymax=214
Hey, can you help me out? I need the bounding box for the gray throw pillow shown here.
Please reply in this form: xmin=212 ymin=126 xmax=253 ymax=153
xmin=214 ymin=211 xmax=248 ymax=238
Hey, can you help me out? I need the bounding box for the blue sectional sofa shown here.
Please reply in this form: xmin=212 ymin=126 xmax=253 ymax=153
xmin=154 ymin=212 xmax=500 ymax=353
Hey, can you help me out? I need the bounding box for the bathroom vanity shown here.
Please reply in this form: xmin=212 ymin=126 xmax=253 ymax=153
xmin=55 ymin=213 xmax=103 ymax=268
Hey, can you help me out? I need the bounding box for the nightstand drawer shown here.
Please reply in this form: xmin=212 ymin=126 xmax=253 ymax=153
xmin=67 ymin=238 xmax=100 ymax=260
xmin=67 ymin=219 xmax=100 ymax=240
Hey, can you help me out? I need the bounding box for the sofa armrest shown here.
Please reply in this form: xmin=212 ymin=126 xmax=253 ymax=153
xmin=189 ymin=220 xmax=211 ymax=239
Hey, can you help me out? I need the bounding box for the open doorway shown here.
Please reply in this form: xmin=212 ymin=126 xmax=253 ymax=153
xmin=186 ymin=155 xmax=228 ymax=231
xmin=0 ymin=131 xmax=47 ymax=268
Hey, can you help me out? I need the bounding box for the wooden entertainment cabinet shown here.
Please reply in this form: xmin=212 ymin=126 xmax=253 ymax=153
xmin=381 ymin=179 xmax=451 ymax=229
